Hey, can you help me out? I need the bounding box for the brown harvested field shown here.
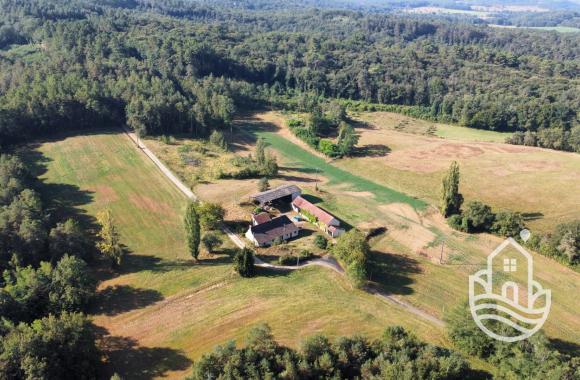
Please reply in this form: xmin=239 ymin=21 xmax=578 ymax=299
xmin=339 ymin=112 xmax=580 ymax=233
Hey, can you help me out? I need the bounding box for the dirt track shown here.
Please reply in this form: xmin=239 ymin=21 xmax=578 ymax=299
xmin=121 ymin=127 xmax=445 ymax=328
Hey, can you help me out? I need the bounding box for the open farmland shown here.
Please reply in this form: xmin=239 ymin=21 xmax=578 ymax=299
xmin=26 ymin=131 xmax=453 ymax=379
xmin=347 ymin=112 xmax=580 ymax=233
xmin=241 ymin=112 xmax=580 ymax=350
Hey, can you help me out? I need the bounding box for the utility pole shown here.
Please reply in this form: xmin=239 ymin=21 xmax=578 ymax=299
xmin=439 ymin=240 xmax=445 ymax=265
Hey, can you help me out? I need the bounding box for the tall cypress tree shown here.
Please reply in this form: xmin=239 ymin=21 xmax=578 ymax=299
xmin=255 ymin=138 xmax=266 ymax=166
xmin=440 ymin=161 xmax=463 ymax=217
xmin=184 ymin=202 xmax=201 ymax=261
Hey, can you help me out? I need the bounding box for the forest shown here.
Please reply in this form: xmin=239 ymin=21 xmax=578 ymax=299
xmin=0 ymin=0 xmax=578 ymax=152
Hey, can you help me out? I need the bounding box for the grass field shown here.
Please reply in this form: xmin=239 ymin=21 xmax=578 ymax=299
xmin=27 ymin=131 xmax=451 ymax=379
xmin=355 ymin=112 xmax=512 ymax=143
xmin=258 ymin=132 xmax=427 ymax=210
xmin=489 ymin=24 xmax=580 ymax=33
xmin=345 ymin=112 xmax=580 ymax=233
xmin=244 ymin=112 xmax=580 ymax=351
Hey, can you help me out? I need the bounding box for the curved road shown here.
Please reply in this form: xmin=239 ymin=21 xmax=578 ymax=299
xmin=122 ymin=128 xmax=444 ymax=328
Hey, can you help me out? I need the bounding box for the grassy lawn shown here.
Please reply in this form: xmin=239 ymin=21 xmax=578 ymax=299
xmin=355 ymin=111 xmax=511 ymax=143
xmin=255 ymin=131 xmax=427 ymax=210
xmin=26 ymin=131 xmax=450 ymax=379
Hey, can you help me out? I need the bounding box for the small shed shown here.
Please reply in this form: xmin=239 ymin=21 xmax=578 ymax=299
xmin=250 ymin=184 xmax=301 ymax=206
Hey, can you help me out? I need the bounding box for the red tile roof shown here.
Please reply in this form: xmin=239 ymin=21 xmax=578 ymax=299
xmin=292 ymin=196 xmax=336 ymax=226
xmin=252 ymin=212 xmax=271 ymax=225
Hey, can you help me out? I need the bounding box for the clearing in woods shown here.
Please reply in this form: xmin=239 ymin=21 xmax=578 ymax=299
xmin=25 ymin=131 xmax=450 ymax=379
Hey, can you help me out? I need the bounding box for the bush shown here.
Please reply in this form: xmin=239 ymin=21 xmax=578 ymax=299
xmin=299 ymin=250 xmax=314 ymax=261
xmin=257 ymin=177 xmax=269 ymax=192
xmin=202 ymin=232 xmax=222 ymax=253
xmin=209 ymin=130 xmax=227 ymax=150
xmin=278 ymin=254 xmax=295 ymax=265
xmin=491 ymin=211 xmax=524 ymax=238
xmin=447 ymin=214 xmax=465 ymax=232
xmin=463 ymin=201 xmax=495 ymax=232
xmin=197 ymin=202 xmax=225 ymax=230
xmin=332 ymin=230 xmax=368 ymax=287
xmin=318 ymin=139 xmax=340 ymax=157
xmin=314 ymin=235 xmax=328 ymax=249
xmin=234 ymin=248 xmax=255 ymax=277
xmin=287 ymin=119 xmax=303 ymax=128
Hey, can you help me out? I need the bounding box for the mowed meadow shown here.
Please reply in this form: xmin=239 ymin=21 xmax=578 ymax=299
xmin=345 ymin=111 xmax=580 ymax=233
xmin=24 ymin=131 xmax=451 ymax=379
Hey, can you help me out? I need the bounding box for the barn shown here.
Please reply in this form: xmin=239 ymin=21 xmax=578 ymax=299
xmin=250 ymin=184 xmax=301 ymax=207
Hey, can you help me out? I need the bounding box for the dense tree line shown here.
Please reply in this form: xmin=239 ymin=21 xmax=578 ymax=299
xmin=0 ymin=154 xmax=99 ymax=379
xmin=0 ymin=0 xmax=578 ymax=149
xmin=189 ymin=323 xmax=471 ymax=379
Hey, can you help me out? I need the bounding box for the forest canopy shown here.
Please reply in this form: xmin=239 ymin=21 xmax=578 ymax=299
xmin=0 ymin=0 xmax=578 ymax=149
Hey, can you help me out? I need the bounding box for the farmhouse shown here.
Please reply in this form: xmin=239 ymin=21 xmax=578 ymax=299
xmin=250 ymin=184 xmax=301 ymax=206
xmin=245 ymin=215 xmax=300 ymax=247
xmin=292 ymin=196 xmax=345 ymax=238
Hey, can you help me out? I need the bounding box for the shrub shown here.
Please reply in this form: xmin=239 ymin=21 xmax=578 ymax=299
xmin=202 ymin=232 xmax=222 ymax=253
xmin=463 ymin=201 xmax=495 ymax=232
xmin=332 ymin=230 xmax=368 ymax=287
xmin=209 ymin=130 xmax=227 ymax=150
xmin=287 ymin=119 xmax=303 ymax=128
xmin=257 ymin=177 xmax=269 ymax=192
xmin=318 ymin=139 xmax=340 ymax=157
xmin=299 ymin=250 xmax=314 ymax=261
xmin=314 ymin=235 xmax=328 ymax=249
xmin=491 ymin=211 xmax=524 ymax=238
xmin=278 ymin=254 xmax=295 ymax=265
xmin=160 ymin=135 xmax=175 ymax=145
xmin=197 ymin=202 xmax=225 ymax=230
xmin=234 ymin=248 xmax=255 ymax=277
xmin=447 ymin=214 xmax=465 ymax=231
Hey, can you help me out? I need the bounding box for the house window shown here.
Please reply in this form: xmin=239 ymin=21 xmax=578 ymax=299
xmin=503 ymin=258 xmax=517 ymax=272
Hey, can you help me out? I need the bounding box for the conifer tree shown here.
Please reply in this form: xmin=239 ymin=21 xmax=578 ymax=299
xmin=184 ymin=202 xmax=201 ymax=261
xmin=440 ymin=161 xmax=463 ymax=217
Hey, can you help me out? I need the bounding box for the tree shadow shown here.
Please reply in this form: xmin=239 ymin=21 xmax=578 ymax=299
xmin=281 ymin=165 xmax=320 ymax=175
xmin=301 ymin=194 xmax=324 ymax=204
xmin=276 ymin=174 xmax=317 ymax=183
xmin=367 ymin=250 xmax=421 ymax=296
xmin=255 ymin=266 xmax=293 ymax=278
xmin=96 ymin=327 xmax=192 ymax=380
xmin=92 ymin=285 xmax=164 ymax=316
xmin=18 ymin=148 xmax=98 ymax=229
xmin=550 ymin=338 xmax=580 ymax=357
xmin=522 ymin=212 xmax=544 ymax=221
xmin=353 ymin=144 xmax=391 ymax=158
xmin=225 ymin=219 xmax=250 ymax=234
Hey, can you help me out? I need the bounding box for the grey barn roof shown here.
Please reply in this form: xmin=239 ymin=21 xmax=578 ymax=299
xmin=250 ymin=184 xmax=301 ymax=205
xmin=249 ymin=215 xmax=299 ymax=245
